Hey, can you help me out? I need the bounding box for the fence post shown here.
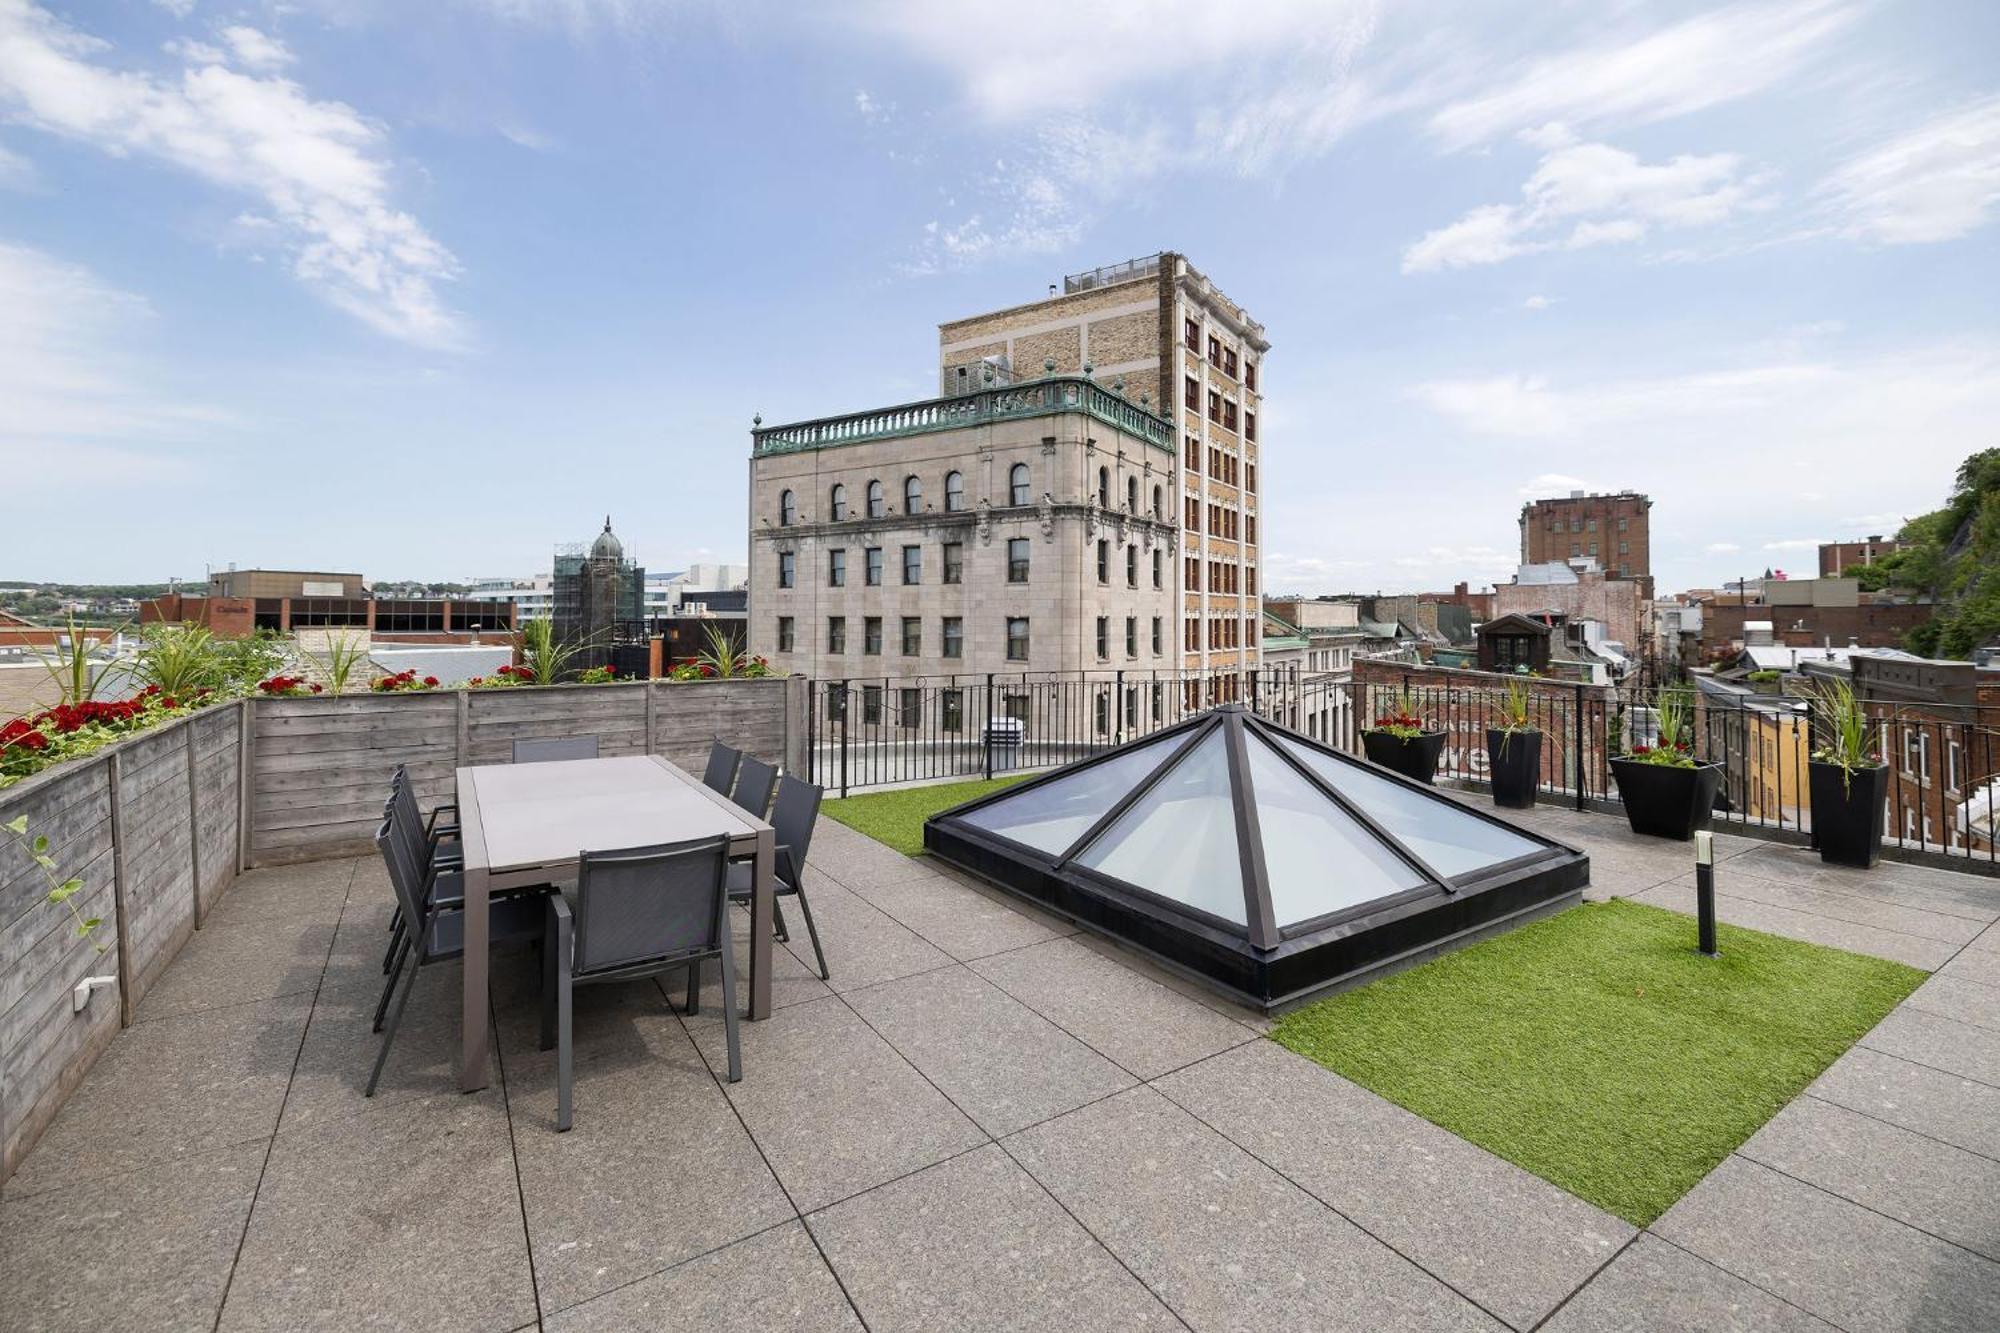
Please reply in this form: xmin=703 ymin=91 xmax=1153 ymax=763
xmin=236 ymin=696 xmax=254 ymax=873
xmin=984 ymin=674 xmax=996 ymax=782
xmin=1250 ymin=667 xmax=1260 ymax=716
xmin=107 ymin=752 xmax=133 ymax=1028
xmin=184 ymin=719 xmax=203 ymax=930
xmin=1115 ymin=669 xmax=1125 ymax=746
xmin=1574 ymin=682 xmax=1588 ymax=811
xmin=805 ymin=679 xmax=817 ymax=785
xmin=838 ymin=679 xmax=849 ymax=800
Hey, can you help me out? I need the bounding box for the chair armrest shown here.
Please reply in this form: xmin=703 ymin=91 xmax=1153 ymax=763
xmin=424 ymin=803 xmax=459 ymax=835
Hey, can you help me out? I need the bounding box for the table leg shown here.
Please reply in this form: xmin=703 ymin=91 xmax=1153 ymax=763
xmin=750 ymin=830 xmax=774 ymax=1020
xmin=460 ymin=863 xmax=491 ymax=1092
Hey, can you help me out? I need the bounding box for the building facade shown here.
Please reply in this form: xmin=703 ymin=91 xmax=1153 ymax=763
xmin=143 ymin=569 xmax=513 ymax=642
xmin=748 ymin=378 xmax=1180 ymax=706
xmin=1819 ymin=535 xmax=1908 ymax=577
xmin=936 ymin=252 xmax=1268 ymax=681
xmin=1519 ymin=491 xmax=1652 ymax=582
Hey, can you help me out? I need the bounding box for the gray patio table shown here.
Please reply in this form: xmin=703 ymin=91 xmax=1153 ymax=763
xmin=453 ymin=753 xmax=776 ymax=1093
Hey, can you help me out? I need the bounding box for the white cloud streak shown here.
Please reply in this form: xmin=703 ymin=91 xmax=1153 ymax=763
xmin=0 ymin=2 xmax=464 ymax=347
xmin=1821 ymin=93 xmax=2000 ymax=244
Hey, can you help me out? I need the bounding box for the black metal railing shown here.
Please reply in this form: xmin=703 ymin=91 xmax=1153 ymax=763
xmin=804 ymin=668 xmax=2000 ymax=868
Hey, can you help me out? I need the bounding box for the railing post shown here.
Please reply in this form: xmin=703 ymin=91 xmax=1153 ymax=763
xmin=1574 ymin=682 xmax=1588 ymax=811
xmin=984 ymin=673 xmax=996 ymax=781
xmin=1250 ymin=667 xmax=1260 ymax=716
xmin=838 ymin=679 xmax=849 ymax=800
xmin=805 ymin=678 xmax=817 ymax=784
xmin=1115 ymin=669 xmax=1125 ymax=747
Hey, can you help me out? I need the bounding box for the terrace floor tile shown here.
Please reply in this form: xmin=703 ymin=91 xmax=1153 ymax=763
xmin=1628 ymin=880 xmax=1957 ymax=969
xmin=132 ymin=913 xmax=339 ymax=1022
xmin=807 ymin=1143 xmax=1174 ymax=1331
xmin=1154 ymin=1039 xmax=1632 ymax=1330
xmin=1808 ymin=1045 xmax=2000 ymax=1160
xmin=836 ymin=867 xmax=1064 ymax=961
xmin=774 ymin=879 xmax=953 ymax=994
xmin=844 ymin=965 xmax=1136 ymax=1137
xmin=1005 ymin=1086 xmax=1503 ymax=1333
xmin=1861 ymin=1006 xmax=2000 ymax=1086
xmin=1654 ymin=1154 xmax=2000 ymax=1333
xmin=543 ymin=1221 xmax=861 ymax=1333
xmin=1540 ymin=1234 xmax=1835 ymax=1333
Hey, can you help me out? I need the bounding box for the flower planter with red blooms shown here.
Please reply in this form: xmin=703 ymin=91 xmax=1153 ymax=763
xmin=1361 ymin=708 xmax=1447 ymax=785
xmin=469 ymin=665 xmax=527 ymax=689
xmin=257 ymin=676 xmax=322 ymax=698
xmin=372 ymin=671 xmax=440 ymax=693
xmin=1 ymin=687 xmax=206 ymax=786
xmin=1609 ymin=747 xmax=1723 ymax=841
xmin=577 ymin=666 xmax=621 ymax=685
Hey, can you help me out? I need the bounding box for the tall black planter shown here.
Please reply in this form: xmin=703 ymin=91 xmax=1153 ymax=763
xmin=1362 ymin=730 xmax=1447 ymax=785
xmin=1810 ymin=761 xmax=1889 ymax=868
xmin=1486 ymin=728 xmax=1542 ymax=809
xmin=1609 ymin=757 xmax=1722 ymax=840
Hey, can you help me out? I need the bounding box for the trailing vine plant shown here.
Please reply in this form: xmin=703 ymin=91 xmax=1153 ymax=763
xmin=3 ymin=815 xmax=104 ymax=953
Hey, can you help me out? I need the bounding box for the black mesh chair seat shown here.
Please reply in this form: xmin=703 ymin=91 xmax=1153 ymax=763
xmin=541 ymin=834 xmax=741 ymax=1131
xmin=513 ymin=735 xmax=600 ymax=764
xmin=702 ymin=742 xmax=741 ymax=795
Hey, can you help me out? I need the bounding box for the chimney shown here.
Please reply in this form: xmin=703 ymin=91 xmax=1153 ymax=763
xmin=1048 ymin=284 xmax=1057 ymax=297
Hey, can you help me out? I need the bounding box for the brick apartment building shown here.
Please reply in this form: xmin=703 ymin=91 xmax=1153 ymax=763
xmin=937 ymin=252 xmax=1268 ymax=679
xmin=1694 ymin=578 xmax=1931 ymax=660
xmin=142 ymin=569 xmax=514 ymax=643
xmin=1819 ymin=534 xmax=1909 ymax=577
xmin=1519 ymin=491 xmax=1652 ymax=583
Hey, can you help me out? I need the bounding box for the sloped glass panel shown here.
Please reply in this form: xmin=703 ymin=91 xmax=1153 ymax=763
xmin=1075 ymin=728 xmax=1247 ymax=925
xmin=1275 ymin=735 xmax=1546 ymax=878
xmin=1246 ymin=736 xmax=1427 ymax=925
xmin=958 ymin=731 xmax=1186 ymax=856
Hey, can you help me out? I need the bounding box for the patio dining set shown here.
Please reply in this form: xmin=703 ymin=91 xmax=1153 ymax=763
xmin=366 ymin=737 xmax=827 ymax=1131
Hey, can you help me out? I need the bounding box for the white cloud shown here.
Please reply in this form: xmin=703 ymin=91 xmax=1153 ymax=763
xmin=1706 ymin=542 xmax=1742 ymax=555
xmin=0 ymin=2 xmax=464 ymax=347
xmin=853 ymin=88 xmax=889 ymax=124
xmin=0 ymin=241 xmax=230 ymax=484
xmin=151 ymin=0 xmax=195 ymax=17
xmin=1821 ymin=93 xmax=2000 ymax=244
xmin=1518 ymin=473 xmax=1596 ymax=498
xmin=1762 ymin=538 xmax=1824 ymax=551
xmin=1404 ymin=137 xmax=1763 ymax=272
xmin=1522 ymin=294 xmax=1551 ymax=310
xmin=219 ymin=25 xmax=294 ymax=71
xmin=1428 ymin=0 xmax=1858 ymax=149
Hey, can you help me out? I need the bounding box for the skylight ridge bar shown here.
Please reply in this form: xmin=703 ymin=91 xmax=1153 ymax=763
xmin=1051 ymin=714 xmax=1214 ymax=868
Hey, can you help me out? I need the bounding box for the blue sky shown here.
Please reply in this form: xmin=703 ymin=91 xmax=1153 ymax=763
xmin=3 ymin=0 xmax=1995 ymax=594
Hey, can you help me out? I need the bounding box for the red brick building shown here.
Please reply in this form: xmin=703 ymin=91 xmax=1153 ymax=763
xmin=1520 ymin=491 xmax=1651 ymax=581
xmin=1819 ymin=535 xmax=1908 ymax=577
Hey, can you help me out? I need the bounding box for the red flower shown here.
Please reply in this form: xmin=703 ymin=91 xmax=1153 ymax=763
xmin=14 ymin=729 xmax=47 ymax=751
xmin=310 ymin=683 xmax=324 ymax=693
xmin=469 ymin=677 xmax=484 ymax=686
xmin=422 ymin=676 xmax=439 ymax=687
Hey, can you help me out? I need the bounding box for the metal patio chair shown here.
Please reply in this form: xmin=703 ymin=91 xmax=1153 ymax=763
xmin=512 ymin=735 xmax=600 ymax=763
xmin=729 ymin=772 xmax=828 ymax=980
xmin=702 ymin=741 xmax=741 ymax=795
xmin=730 ymin=754 xmax=777 ymax=820
xmin=540 ymin=835 xmax=740 ymax=1131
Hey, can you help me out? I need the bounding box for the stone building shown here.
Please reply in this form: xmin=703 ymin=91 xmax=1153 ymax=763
xmin=936 ymin=252 xmax=1268 ymax=681
xmin=747 ymin=378 xmax=1181 ymax=724
xmin=1519 ymin=490 xmax=1652 ymax=583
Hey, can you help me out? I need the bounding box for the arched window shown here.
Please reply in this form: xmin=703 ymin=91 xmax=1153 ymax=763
xmin=944 ymin=470 xmax=965 ymax=512
xmin=1097 ymin=467 xmax=1109 ymax=508
xmin=1127 ymin=476 xmax=1138 ymax=512
xmin=904 ymin=475 xmax=923 ymax=513
xmin=866 ymin=479 xmax=885 ymax=518
xmin=1009 ymin=463 xmax=1030 ymax=507
xmin=1152 ymin=485 xmax=1163 ymax=519
xmin=830 ymin=484 xmax=847 ymax=521
xmin=779 ymin=489 xmax=796 ymax=526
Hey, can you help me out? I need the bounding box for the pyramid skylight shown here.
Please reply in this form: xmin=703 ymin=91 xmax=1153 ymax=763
xmin=927 ymin=705 xmax=1587 ymax=1011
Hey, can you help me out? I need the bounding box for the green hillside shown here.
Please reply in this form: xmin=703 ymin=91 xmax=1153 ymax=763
xmin=1858 ymin=448 xmax=2000 ymax=659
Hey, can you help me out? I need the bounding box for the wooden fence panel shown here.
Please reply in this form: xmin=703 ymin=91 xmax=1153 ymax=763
xmin=652 ymin=678 xmax=789 ymax=773
xmin=248 ymin=694 xmax=456 ymax=864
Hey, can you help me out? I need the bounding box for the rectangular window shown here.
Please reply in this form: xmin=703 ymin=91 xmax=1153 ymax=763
xmin=902 ymin=545 xmax=921 ymax=585
xmin=1208 ymin=334 xmax=1221 ymax=366
xmin=865 ymin=547 xmax=883 ymax=586
xmin=1003 ymin=692 xmax=1029 ymax=724
xmin=1152 ymin=548 xmax=1162 ymax=588
xmin=863 ymin=616 xmax=882 ymax=655
xmin=898 ymin=688 xmax=920 ymax=729
xmin=1094 ymin=691 xmax=1110 ymax=735
xmin=1095 ymin=616 xmax=1109 ymax=659
xmin=1619 ymin=541 xmax=1629 ymax=555
xmin=941 ymin=616 xmax=963 ymax=659
xmin=1006 ymin=617 xmax=1030 ymax=661
xmin=1245 ymin=411 xmax=1256 ymax=443
xmin=1244 ymin=360 xmax=1257 ymax=391
xmin=1184 ymin=316 xmax=1200 ymax=352
xmin=1151 ymin=616 xmax=1162 ymax=655
xmin=825 ymin=682 xmax=846 ymax=721
xmin=1245 ymin=462 xmax=1256 ymax=494
xmin=827 ymin=616 xmax=846 ymax=654
xmin=900 ymin=616 xmax=921 ymax=656
xmin=776 ymin=616 xmax=794 ymax=652
xmin=1222 ymin=400 xmax=1237 ymax=431
xmin=1151 ymin=681 xmax=1163 ymax=720
xmin=777 ymin=551 xmax=795 ymax=588
xmin=828 ymin=549 xmax=846 ymax=586
xmin=862 ymin=685 xmax=882 ymax=725
xmin=1618 ymin=516 xmax=1629 ymax=531
xmin=1007 ymin=537 xmax=1030 ymax=583
xmin=942 ymin=541 xmax=963 ymax=585
xmin=1184 ymin=376 xmax=1199 ymax=411
xmin=1208 ymin=389 xmax=1221 ymax=423
xmin=1125 ymin=616 xmax=1137 ymax=658
xmin=941 ymin=689 xmax=963 ymax=732
xmin=1186 ymin=435 xmax=1201 ymax=471
xmin=1224 ymin=348 xmax=1238 ymax=377
xmin=1247 ymin=514 xmax=1257 ymax=544
xmin=1096 ymin=539 xmax=1109 ymax=584
xmin=1126 ymin=545 xmax=1138 ymax=587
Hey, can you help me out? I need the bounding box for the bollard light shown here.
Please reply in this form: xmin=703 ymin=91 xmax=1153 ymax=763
xmin=1693 ymin=831 xmax=1718 ymax=957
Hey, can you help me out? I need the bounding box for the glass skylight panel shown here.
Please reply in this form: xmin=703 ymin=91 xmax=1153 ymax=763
xmin=1245 ymin=737 xmax=1427 ymax=925
xmin=957 ymin=732 xmax=1182 ymax=855
xmin=1276 ymin=736 xmax=1545 ymax=877
xmin=1074 ymin=729 xmax=1247 ymax=924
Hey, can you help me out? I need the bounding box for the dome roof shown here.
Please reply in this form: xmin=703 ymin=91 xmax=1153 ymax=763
xmin=590 ymin=516 xmax=623 ymax=561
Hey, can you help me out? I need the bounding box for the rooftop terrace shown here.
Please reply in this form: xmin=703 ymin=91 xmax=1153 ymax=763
xmin=5 ymin=794 xmax=1998 ymax=1332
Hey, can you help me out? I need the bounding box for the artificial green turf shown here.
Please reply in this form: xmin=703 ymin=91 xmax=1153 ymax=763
xmin=1270 ymin=899 xmax=1923 ymax=1226
xmin=821 ymin=775 xmax=1026 ymax=856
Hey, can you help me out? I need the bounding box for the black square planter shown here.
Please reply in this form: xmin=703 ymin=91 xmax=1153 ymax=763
xmin=1362 ymin=730 xmax=1447 ymax=785
xmin=1610 ymin=757 xmax=1722 ymax=840
xmin=1486 ymin=728 xmax=1542 ymax=809
xmin=1809 ymin=761 xmax=1889 ymax=867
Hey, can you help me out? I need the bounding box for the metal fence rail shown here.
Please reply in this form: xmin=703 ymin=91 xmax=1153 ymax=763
xmin=805 ymin=669 xmax=2000 ymax=868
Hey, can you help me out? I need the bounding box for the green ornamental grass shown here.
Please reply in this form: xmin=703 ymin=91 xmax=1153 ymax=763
xmin=822 ymin=775 xmax=1026 ymax=856
xmin=1270 ymin=899 xmax=1922 ymax=1226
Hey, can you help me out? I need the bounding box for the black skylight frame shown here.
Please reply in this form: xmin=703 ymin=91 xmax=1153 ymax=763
xmin=924 ymin=704 xmax=1588 ymax=1012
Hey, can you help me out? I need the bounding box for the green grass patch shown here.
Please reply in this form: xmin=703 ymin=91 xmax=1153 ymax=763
xmin=1270 ymin=899 xmax=1922 ymax=1226
xmin=822 ymin=775 xmax=1026 ymax=856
